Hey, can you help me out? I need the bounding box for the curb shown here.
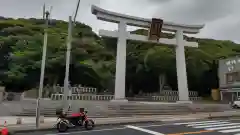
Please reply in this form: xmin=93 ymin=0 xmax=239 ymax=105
xmin=13 ymin=120 xmax=158 ymax=133
xmin=14 ymin=115 xmax=110 ymax=118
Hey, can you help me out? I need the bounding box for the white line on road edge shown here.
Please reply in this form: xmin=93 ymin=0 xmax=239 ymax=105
xmin=126 ymin=125 xmax=165 ymax=135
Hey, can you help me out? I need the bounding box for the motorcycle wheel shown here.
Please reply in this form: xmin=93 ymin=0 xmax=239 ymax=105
xmin=84 ymin=119 xmax=95 ymax=130
xmin=77 ymin=120 xmax=83 ymax=126
xmin=57 ymin=122 xmax=68 ymax=132
xmin=233 ymin=104 xmax=239 ymax=109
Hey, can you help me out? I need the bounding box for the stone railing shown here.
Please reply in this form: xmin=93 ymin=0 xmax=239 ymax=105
xmin=50 ymin=94 xmax=202 ymax=101
xmin=53 ymin=85 xmax=97 ymax=94
xmin=51 ymin=94 xmax=114 ymax=101
xmin=152 ymin=96 xmax=202 ymax=101
xmin=142 ymin=90 xmax=198 ymax=97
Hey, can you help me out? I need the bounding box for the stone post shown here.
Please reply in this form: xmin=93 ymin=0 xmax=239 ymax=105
xmin=0 ymin=86 xmax=5 ymax=102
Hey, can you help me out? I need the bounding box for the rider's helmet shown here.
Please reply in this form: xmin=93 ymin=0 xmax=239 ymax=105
xmin=79 ymin=108 xmax=84 ymax=113
xmin=56 ymin=108 xmax=63 ymax=116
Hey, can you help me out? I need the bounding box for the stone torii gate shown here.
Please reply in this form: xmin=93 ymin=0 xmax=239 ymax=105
xmin=91 ymin=5 xmax=204 ymax=103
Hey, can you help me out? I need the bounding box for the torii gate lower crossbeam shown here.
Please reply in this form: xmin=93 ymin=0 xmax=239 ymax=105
xmin=92 ymin=5 xmax=204 ymax=103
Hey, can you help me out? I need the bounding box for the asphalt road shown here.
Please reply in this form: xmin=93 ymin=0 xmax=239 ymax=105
xmin=15 ymin=119 xmax=240 ymax=135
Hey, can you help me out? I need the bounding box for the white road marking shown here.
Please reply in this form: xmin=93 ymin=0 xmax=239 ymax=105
xmin=126 ymin=125 xmax=165 ymax=135
xmin=207 ymin=125 xmax=240 ymax=130
xmin=161 ymin=117 xmax=199 ymax=121
xmin=195 ymin=123 xmax=240 ymax=128
xmin=220 ymin=128 xmax=240 ymax=133
xmin=174 ymin=120 xmax=220 ymax=125
xmin=175 ymin=119 xmax=240 ymax=134
xmin=187 ymin=122 xmax=229 ymax=127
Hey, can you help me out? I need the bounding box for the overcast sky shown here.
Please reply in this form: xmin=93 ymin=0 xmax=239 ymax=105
xmin=1 ymin=0 xmax=240 ymax=43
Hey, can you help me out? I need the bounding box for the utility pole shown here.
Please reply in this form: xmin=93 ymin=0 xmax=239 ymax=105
xmin=36 ymin=4 xmax=49 ymax=128
xmin=63 ymin=16 xmax=73 ymax=111
xmin=63 ymin=0 xmax=81 ymax=111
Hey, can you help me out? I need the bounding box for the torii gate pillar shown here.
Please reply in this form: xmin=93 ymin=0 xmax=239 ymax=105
xmin=92 ymin=5 xmax=204 ymax=103
xmin=114 ymin=21 xmax=128 ymax=101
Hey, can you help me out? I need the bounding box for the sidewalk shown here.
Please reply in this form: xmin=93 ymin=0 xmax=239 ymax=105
xmin=1 ymin=110 xmax=239 ymax=126
xmin=1 ymin=116 xmax=171 ymax=133
xmin=1 ymin=110 xmax=240 ymax=133
xmin=0 ymin=116 xmax=113 ymax=126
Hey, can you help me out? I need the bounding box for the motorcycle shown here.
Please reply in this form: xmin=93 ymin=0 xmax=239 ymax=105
xmin=55 ymin=110 xmax=95 ymax=132
xmin=230 ymin=101 xmax=240 ymax=109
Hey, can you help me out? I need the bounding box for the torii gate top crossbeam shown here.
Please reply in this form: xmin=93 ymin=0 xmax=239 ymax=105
xmin=92 ymin=5 xmax=204 ymax=34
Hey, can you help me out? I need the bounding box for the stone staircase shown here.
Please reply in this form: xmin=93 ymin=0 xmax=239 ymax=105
xmin=11 ymin=100 xmax=109 ymax=117
xmin=105 ymin=102 xmax=234 ymax=116
xmin=104 ymin=104 xmax=192 ymax=116
xmin=10 ymin=100 xmax=234 ymax=117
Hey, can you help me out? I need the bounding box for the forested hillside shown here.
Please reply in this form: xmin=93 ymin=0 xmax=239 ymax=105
xmin=0 ymin=17 xmax=239 ymax=97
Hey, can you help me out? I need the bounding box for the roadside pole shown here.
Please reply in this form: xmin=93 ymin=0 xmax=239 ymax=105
xmin=63 ymin=16 xmax=73 ymax=112
xmin=63 ymin=0 xmax=81 ymax=112
xmin=36 ymin=8 xmax=49 ymax=128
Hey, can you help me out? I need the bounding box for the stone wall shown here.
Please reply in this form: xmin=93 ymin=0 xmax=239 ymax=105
xmin=24 ymin=89 xmax=38 ymax=99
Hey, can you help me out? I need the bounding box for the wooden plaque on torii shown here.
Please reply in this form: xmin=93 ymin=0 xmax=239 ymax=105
xmin=148 ymin=18 xmax=163 ymax=41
